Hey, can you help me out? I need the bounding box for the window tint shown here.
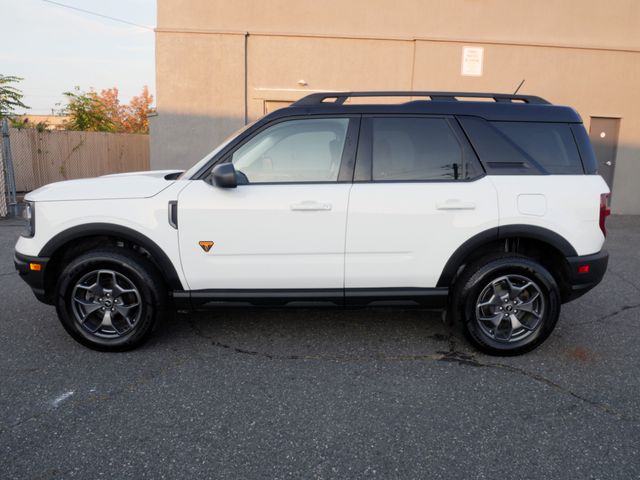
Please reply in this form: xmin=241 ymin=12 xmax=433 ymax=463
xmin=492 ymin=122 xmax=583 ymax=174
xmin=370 ymin=117 xmax=468 ymax=181
xmin=457 ymin=116 xmax=535 ymax=175
xmin=231 ymin=118 xmax=349 ymax=183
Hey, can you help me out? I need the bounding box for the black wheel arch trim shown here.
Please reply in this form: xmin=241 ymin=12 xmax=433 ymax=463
xmin=437 ymin=224 xmax=578 ymax=287
xmin=39 ymin=223 xmax=183 ymax=290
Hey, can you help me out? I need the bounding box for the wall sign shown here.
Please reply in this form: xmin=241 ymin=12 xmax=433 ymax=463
xmin=461 ymin=46 xmax=484 ymax=76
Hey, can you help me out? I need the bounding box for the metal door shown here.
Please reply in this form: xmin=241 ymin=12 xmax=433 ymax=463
xmin=589 ymin=117 xmax=620 ymax=199
xmin=176 ymin=116 xmax=357 ymax=291
xmin=345 ymin=115 xmax=499 ymax=289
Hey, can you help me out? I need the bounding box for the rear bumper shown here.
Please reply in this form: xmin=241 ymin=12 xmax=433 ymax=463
xmin=563 ymin=250 xmax=608 ymax=302
xmin=14 ymin=251 xmax=51 ymax=304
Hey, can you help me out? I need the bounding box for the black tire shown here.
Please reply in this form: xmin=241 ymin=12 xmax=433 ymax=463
xmin=451 ymin=253 xmax=561 ymax=356
xmin=55 ymin=248 xmax=166 ymax=351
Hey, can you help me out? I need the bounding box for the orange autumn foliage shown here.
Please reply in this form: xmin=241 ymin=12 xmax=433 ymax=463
xmin=98 ymin=86 xmax=154 ymax=134
xmin=65 ymin=86 xmax=154 ymax=134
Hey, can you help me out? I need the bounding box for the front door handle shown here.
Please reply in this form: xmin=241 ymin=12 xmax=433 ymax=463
xmin=436 ymin=199 xmax=476 ymax=210
xmin=290 ymin=201 xmax=332 ymax=211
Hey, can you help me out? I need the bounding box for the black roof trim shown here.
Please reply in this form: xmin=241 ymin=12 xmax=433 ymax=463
xmin=266 ymin=102 xmax=582 ymax=123
xmin=293 ymin=91 xmax=550 ymax=106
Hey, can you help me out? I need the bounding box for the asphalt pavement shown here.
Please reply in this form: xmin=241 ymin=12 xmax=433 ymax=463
xmin=1 ymin=216 xmax=639 ymax=479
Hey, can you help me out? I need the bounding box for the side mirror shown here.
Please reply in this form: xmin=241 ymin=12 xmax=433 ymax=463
xmin=210 ymin=163 xmax=238 ymax=188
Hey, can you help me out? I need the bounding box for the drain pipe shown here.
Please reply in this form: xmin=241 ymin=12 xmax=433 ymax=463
xmin=244 ymin=31 xmax=249 ymax=125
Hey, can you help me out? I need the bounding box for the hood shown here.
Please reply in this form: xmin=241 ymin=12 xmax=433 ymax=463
xmin=25 ymin=170 xmax=184 ymax=202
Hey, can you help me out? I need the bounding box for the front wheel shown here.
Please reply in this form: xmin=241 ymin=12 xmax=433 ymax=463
xmin=452 ymin=254 xmax=561 ymax=356
xmin=55 ymin=248 xmax=166 ymax=351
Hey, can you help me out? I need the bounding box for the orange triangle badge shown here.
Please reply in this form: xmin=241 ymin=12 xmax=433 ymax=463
xmin=199 ymin=241 xmax=214 ymax=252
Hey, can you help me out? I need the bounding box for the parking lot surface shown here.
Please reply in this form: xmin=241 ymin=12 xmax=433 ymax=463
xmin=1 ymin=216 xmax=639 ymax=479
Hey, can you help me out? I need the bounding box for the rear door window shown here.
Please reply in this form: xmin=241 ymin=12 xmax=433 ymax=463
xmin=369 ymin=117 xmax=480 ymax=181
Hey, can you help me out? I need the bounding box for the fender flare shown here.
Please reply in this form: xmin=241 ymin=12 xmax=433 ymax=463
xmin=39 ymin=223 xmax=183 ymax=290
xmin=436 ymin=224 xmax=577 ymax=287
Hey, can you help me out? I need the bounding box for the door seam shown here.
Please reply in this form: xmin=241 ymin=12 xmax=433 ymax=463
xmin=342 ymin=183 xmax=354 ymax=293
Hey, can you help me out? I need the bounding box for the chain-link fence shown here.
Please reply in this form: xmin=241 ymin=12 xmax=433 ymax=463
xmin=0 ymin=132 xmax=7 ymax=217
xmin=1 ymin=119 xmax=17 ymax=216
xmin=0 ymin=121 xmax=150 ymax=217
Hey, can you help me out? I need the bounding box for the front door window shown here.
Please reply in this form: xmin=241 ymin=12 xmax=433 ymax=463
xmin=231 ymin=118 xmax=349 ymax=183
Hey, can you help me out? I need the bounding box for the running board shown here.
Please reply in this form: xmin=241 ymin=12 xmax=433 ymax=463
xmin=172 ymin=288 xmax=449 ymax=309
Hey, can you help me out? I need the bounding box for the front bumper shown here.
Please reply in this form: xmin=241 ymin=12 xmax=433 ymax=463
xmin=563 ymin=250 xmax=609 ymax=302
xmin=14 ymin=251 xmax=51 ymax=304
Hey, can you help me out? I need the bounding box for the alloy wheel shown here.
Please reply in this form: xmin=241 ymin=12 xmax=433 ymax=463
xmin=475 ymin=274 xmax=545 ymax=343
xmin=71 ymin=269 xmax=142 ymax=339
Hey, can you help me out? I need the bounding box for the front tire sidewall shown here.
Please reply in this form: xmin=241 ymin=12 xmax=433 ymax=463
xmin=459 ymin=259 xmax=560 ymax=355
xmin=56 ymin=253 xmax=159 ymax=351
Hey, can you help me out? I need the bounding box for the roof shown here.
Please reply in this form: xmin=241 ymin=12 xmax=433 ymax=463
xmin=267 ymin=91 xmax=582 ymax=123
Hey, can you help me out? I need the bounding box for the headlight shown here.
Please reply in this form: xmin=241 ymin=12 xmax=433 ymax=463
xmin=21 ymin=201 xmax=35 ymax=238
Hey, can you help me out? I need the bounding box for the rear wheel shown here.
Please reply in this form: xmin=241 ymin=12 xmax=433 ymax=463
xmin=452 ymin=254 xmax=561 ymax=356
xmin=55 ymin=248 xmax=166 ymax=351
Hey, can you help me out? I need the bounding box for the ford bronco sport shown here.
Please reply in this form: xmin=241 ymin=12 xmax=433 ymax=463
xmin=14 ymin=91 xmax=610 ymax=355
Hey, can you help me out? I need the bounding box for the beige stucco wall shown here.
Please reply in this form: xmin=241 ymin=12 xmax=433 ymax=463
xmin=151 ymin=0 xmax=640 ymax=213
xmin=152 ymin=32 xmax=246 ymax=166
xmin=157 ymin=0 xmax=640 ymax=50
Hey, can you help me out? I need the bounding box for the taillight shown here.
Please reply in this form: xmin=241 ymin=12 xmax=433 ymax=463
xmin=599 ymin=193 xmax=611 ymax=236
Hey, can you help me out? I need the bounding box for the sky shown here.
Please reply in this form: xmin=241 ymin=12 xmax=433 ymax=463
xmin=1 ymin=0 xmax=156 ymax=114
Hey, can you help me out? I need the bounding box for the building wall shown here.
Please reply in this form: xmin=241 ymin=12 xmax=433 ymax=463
xmin=152 ymin=0 xmax=640 ymax=213
xmin=12 ymin=115 xmax=69 ymax=130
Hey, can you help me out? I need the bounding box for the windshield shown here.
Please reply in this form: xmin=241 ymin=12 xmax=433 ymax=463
xmin=179 ymin=121 xmax=256 ymax=179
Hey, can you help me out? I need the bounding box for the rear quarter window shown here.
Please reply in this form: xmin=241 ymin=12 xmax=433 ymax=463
xmin=491 ymin=121 xmax=583 ymax=174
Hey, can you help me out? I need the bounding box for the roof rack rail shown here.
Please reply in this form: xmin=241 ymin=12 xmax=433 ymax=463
xmin=293 ymin=91 xmax=551 ymax=106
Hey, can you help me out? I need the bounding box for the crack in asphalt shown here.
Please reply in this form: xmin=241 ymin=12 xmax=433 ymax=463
xmin=421 ymin=333 xmax=627 ymax=420
xmin=186 ymin=319 xmax=630 ymax=420
xmin=2 ymin=311 xmax=633 ymax=437
xmin=607 ymin=269 xmax=640 ymax=293
xmin=187 ymin=318 xmax=447 ymax=362
xmin=4 ymin=302 xmax=634 ymax=435
xmin=1 ymin=410 xmax=51 ymax=434
xmin=479 ymin=361 xmax=626 ymax=419
xmin=572 ymin=303 xmax=640 ymax=326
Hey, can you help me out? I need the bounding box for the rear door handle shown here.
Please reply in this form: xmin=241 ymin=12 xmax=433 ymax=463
xmin=290 ymin=201 xmax=332 ymax=211
xmin=436 ymin=199 xmax=476 ymax=210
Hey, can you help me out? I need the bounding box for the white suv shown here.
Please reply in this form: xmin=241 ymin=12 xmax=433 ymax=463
xmin=14 ymin=92 xmax=610 ymax=355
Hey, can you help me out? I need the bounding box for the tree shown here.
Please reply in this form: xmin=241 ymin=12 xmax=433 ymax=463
xmin=121 ymin=86 xmax=154 ymax=134
xmin=63 ymin=87 xmax=115 ymax=132
xmin=98 ymin=87 xmax=123 ymax=127
xmin=62 ymin=86 xmax=153 ymax=133
xmin=0 ymin=75 xmax=29 ymax=118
